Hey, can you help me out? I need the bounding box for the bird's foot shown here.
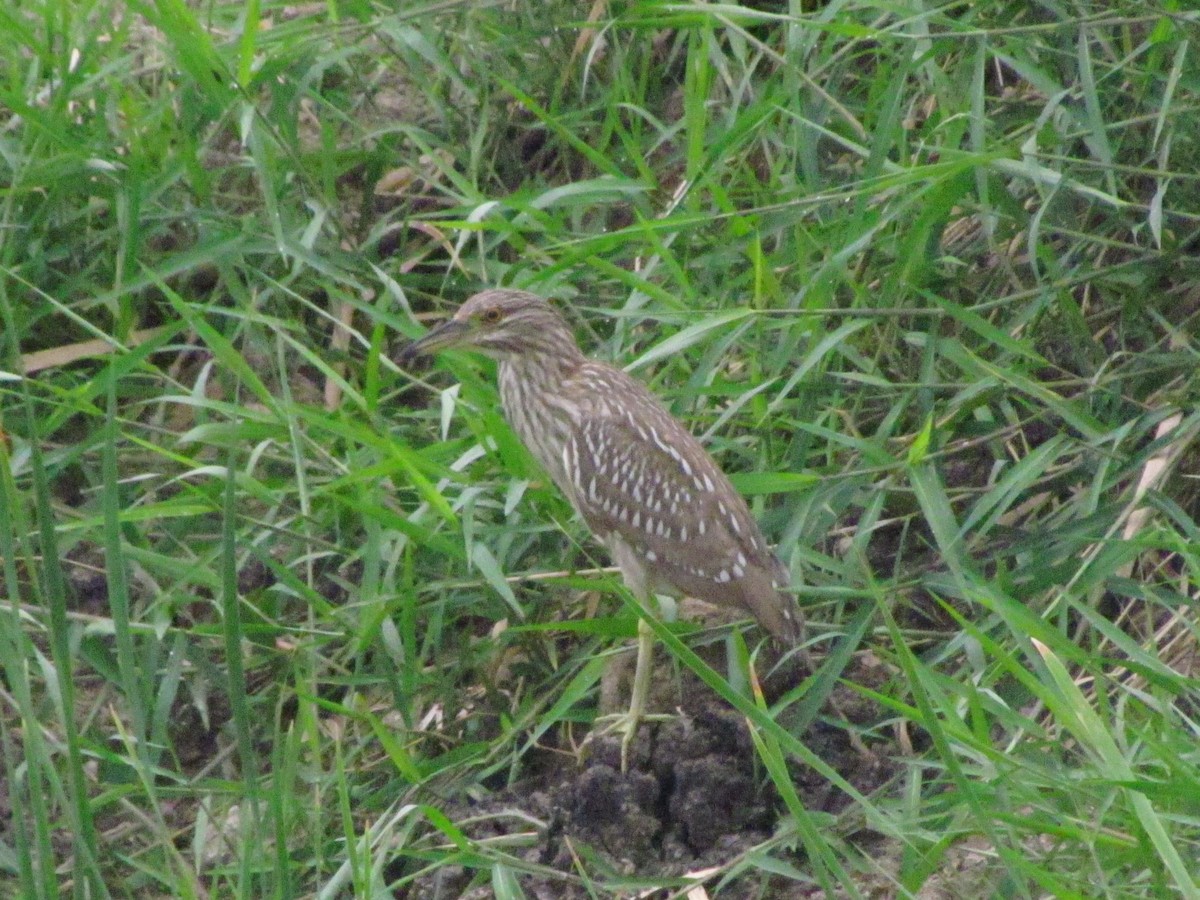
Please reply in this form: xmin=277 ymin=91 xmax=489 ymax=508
xmin=591 ymin=710 xmax=674 ymax=772
xmin=589 ymin=616 xmax=675 ymax=772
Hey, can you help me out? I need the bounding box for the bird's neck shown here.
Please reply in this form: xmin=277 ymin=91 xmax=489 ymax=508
xmin=498 ymin=330 xmax=586 ymax=396
xmin=497 ymin=347 xmax=584 ymax=485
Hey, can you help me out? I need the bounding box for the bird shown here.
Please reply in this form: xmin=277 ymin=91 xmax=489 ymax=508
xmin=398 ymin=288 xmax=803 ymax=768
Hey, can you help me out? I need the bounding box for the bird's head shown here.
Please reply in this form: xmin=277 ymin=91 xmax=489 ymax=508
xmin=398 ymin=289 xmax=579 ymax=365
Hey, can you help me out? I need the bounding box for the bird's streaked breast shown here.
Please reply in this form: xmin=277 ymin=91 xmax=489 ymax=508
xmin=498 ymin=356 xmax=579 ymax=492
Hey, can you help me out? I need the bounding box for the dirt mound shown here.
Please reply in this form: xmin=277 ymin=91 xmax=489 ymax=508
xmin=397 ymin=653 xmax=896 ymax=898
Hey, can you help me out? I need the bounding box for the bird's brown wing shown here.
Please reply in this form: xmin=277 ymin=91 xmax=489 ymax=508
xmin=562 ymin=409 xmax=801 ymax=643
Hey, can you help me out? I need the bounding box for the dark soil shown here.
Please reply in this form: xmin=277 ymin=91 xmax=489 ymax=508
xmin=394 ymin=647 xmax=898 ymax=899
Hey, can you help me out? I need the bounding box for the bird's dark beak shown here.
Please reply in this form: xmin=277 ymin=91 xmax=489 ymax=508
xmin=395 ymin=317 xmax=470 ymax=367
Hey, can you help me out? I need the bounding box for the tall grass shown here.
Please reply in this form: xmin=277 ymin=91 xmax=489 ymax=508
xmin=1 ymin=0 xmax=1198 ymax=895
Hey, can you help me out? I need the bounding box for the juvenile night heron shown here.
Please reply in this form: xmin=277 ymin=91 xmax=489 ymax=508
xmin=399 ymin=289 xmax=802 ymax=766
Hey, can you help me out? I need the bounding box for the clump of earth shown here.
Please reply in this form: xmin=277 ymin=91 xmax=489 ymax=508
xmin=396 ymin=651 xmax=896 ymax=899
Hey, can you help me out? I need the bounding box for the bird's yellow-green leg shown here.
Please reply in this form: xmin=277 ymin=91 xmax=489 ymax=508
xmin=620 ymin=616 xmax=655 ymax=772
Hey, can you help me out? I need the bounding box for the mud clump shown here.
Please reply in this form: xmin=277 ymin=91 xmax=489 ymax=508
xmin=400 ymin=707 xmax=822 ymax=898
xmin=396 ymin=653 xmax=895 ymax=898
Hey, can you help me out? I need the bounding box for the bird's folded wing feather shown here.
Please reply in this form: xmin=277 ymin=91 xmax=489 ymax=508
xmin=562 ymin=411 xmax=778 ymax=593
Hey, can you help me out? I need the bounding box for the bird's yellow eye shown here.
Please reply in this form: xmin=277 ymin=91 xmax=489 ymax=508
xmin=482 ymin=307 xmax=503 ymax=325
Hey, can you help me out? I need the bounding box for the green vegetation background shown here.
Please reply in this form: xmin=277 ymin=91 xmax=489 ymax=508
xmin=1 ymin=0 xmax=1198 ymax=896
